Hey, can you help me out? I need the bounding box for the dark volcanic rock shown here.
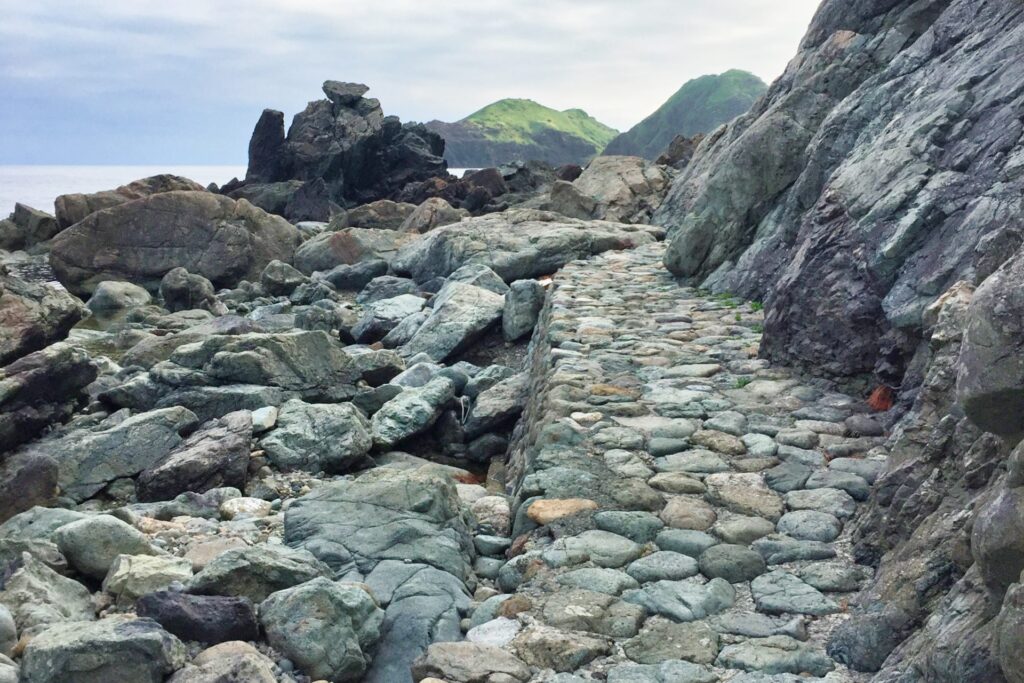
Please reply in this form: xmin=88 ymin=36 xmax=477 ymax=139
xmin=50 ymin=191 xmax=301 ymax=296
xmin=136 ymin=590 xmax=258 ymax=644
xmin=240 ymin=81 xmax=447 ymax=206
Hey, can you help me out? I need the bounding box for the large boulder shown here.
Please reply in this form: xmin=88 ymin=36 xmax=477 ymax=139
xmin=957 ymin=246 xmax=1024 ymax=438
xmin=0 ymin=553 xmax=95 ymax=636
xmin=186 ymin=545 xmax=332 ymax=603
xmin=54 ymin=174 xmax=206 ymax=229
xmin=50 ymin=191 xmax=301 ymax=296
xmin=0 ymin=267 xmax=87 ymax=366
xmin=347 ymin=200 xmax=417 ymax=230
xmin=159 ymin=267 xmax=221 ymax=313
xmin=136 ymin=591 xmax=259 ymax=645
xmin=284 ymin=468 xmax=474 ymax=580
xmin=261 ymin=399 xmax=372 ymax=473
xmin=401 ymin=282 xmax=505 ymax=361
xmin=19 ymin=617 xmax=187 ymax=683
xmin=54 ymin=514 xmax=158 ymax=579
xmin=391 ymin=208 xmax=663 ymax=284
xmin=137 ymin=411 xmax=252 ymax=502
xmin=294 ymin=227 xmax=417 ymax=275
xmin=259 ymin=577 xmax=384 ymax=682
xmin=400 ymin=197 xmax=468 ymax=234
xmin=239 ymin=81 xmax=447 ymax=206
xmin=371 ymin=376 xmax=457 ymax=449
xmin=545 ymin=156 xmax=671 ymax=223
xmin=0 ymin=203 xmax=59 ymax=250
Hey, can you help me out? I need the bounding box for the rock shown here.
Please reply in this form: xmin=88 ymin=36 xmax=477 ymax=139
xmin=357 ymin=275 xmax=419 ymax=303
xmin=607 ymin=660 xmax=717 ymax=683
xmin=553 ymin=530 xmax=644 ymax=568
xmin=972 ymin=482 xmax=1024 ymax=598
xmin=995 ymin=577 xmax=1024 ymax=683
xmin=412 ymin=642 xmax=530 ymax=683
xmin=158 ymin=267 xmax=221 ymax=313
xmin=713 ymin=516 xmax=776 ymax=545
xmin=0 ymin=453 xmax=59 ymax=525
xmin=798 ymin=562 xmax=867 ymax=593
xmin=153 ymin=330 xmax=360 ymax=402
xmin=323 ymin=259 xmax=389 ymax=291
xmin=627 ymin=552 xmax=699 ymax=583
xmin=50 ymin=191 xmax=301 ymax=296
xmin=784 ymin=488 xmax=857 ymax=519
xmin=549 ymin=156 xmax=671 ymax=223
xmin=137 ymin=410 xmax=252 ymax=502
xmin=400 ymin=198 xmax=469 ymax=234
xmin=259 ymin=577 xmax=384 ymax=682
xmin=958 ymin=247 xmax=1024 ymax=437
xmin=54 ymin=515 xmax=158 ymax=580
xmin=527 ymin=498 xmax=599 ymax=525
xmin=136 ymin=590 xmax=259 ymax=644
xmin=240 ymin=81 xmax=446 ymax=206
xmin=715 ymin=636 xmax=834 ymax=677
xmin=0 ymin=606 xmax=13 ymax=658
xmin=503 ymin=279 xmax=546 ymax=341
xmin=448 ymin=263 xmax=510 ymax=295
xmin=219 ymin=497 xmax=272 ymax=520
xmin=0 ymin=267 xmax=87 ymax=366
xmin=401 ymin=281 xmax=505 ymax=361
xmin=655 ymin=529 xmax=717 ymax=557
xmin=464 ymin=373 xmax=529 ymax=438
xmin=539 ymin=588 xmax=645 ymax=637
xmin=624 ymin=620 xmax=720 ymax=665
xmin=594 ymin=510 xmax=665 ymax=543
xmin=262 ymin=399 xmax=371 ymax=473
xmin=704 ymin=472 xmax=784 ymax=521
xmin=511 ymin=623 xmax=611 ymax=672
xmin=166 ymin=641 xmax=276 ymax=683
xmin=0 ymin=553 xmax=94 ymax=635
xmin=18 ymin=617 xmax=187 ymax=683
xmin=371 ymin=376 xmax=456 ymax=449
xmin=54 ymin=174 xmax=205 ymax=228
xmin=660 ymin=497 xmax=717 ymax=530
xmin=751 ymin=570 xmax=839 ymax=616
xmin=259 ymin=259 xmax=308 ymax=296
xmin=284 ymin=468 xmax=474 ymax=580
xmin=622 ymin=578 xmax=735 ymax=622
xmin=0 ymin=203 xmax=59 ymax=250
xmin=186 ymin=545 xmax=332 ymax=603
xmin=698 ymin=544 xmax=767 ymax=583
xmin=353 ymin=294 xmax=426 ymax=342
xmin=557 ymin=568 xmax=639 ymax=596
xmin=752 ymin=537 xmax=836 ymax=565
xmin=102 ymin=555 xmax=194 ymax=606
xmin=294 ymin=227 xmax=416 ymax=275
xmin=391 ymin=208 xmax=664 ymax=284
xmin=86 ymin=280 xmax=152 ymax=312
xmin=776 ymin=510 xmax=843 ymax=543
xmin=348 ymin=200 xmax=417 ymax=230
xmin=466 ymin=617 xmax=521 ymax=647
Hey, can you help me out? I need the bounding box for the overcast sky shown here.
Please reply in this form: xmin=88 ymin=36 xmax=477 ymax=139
xmin=0 ymin=0 xmax=822 ymax=165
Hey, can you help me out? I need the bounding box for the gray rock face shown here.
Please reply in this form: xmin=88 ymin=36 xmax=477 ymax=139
xmin=261 ymin=399 xmax=371 ymax=473
xmin=259 ymin=577 xmax=384 ymax=682
xmin=0 ymin=553 xmax=94 ymax=636
xmin=657 ymin=0 xmax=1024 ymax=380
xmin=0 ymin=606 xmax=13 ymax=658
xmin=401 ymin=282 xmax=505 ymax=361
xmin=137 ymin=410 xmax=252 ymax=501
xmin=957 ymin=246 xmax=1024 ymax=438
xmin=503 ymin=279 xmax=546 ymax=341
xmin=0 ymin=268 xmax=87 ymax=367
xmin=187 ymin=545 xmax=332 ymax=603
xmin=19 ymin=617 xmax=187 ymax=683
xmin=50 ymin=191 xmax=301 ymax=296
xmin=371 ymin=376 xmax=456 ymax=448
xmin=152 ymin=331 xmax=360 ymax=402
xmin=294 ymin=227 xmax=417 ymax=275
xmin=391 ymin=208 xmax=664 ymax=284
xmin=464 ymin=373 xmax=529 ymax=438
xmin=284 ymin=468 xmax=474 ymax=580
xmin=353 ymin=293 xmax=425 ymax=343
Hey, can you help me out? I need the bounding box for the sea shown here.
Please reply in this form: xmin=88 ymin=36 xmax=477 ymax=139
xmin=0 ymin=165 xmax=477 ymax=217
xmin=0 ymin=166 xmax=248 ymax=216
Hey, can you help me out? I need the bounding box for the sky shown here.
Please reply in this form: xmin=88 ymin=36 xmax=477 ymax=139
xmin=0 ymin=0 xmax=822 ymax=165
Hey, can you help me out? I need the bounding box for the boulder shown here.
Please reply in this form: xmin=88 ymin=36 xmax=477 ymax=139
xmin=19 ymin=617 xmax=187 ymax=683
xmin=259 ymin=577 xmax=384 ymax=682
xmin=401 ymin=282 xmax=505 ymax=361
xmin=284 ymin=468 xmax=474 ymax=580
xmin=447 ymin=263 xmax=509 ymax=295
xmin=102 ymin=555 xmax=194 ymax=606
xmin=294 ymin=227 xmax=417 ymax=275
xmin=50 ymin=191 xmax=301 ymax=296
xmin=261 ymin=399 xmax=372 ymax=473
xmin=411 ymin=642 xmax=531 ymax=683
xmin=0 ymin=203 xmax=59 ymax=250
xmin=545 ymin=156 xmax=670 ymax=223
xmin=503 ymin=279 xmax=546 ymax=341
xmin=322 ymin=258 xmax=389 ymax=291
xmin=54 ymin=514 xmax=159 ymax=579
xmin=245 ymin=109 xmax=286 ymax=184
xmin=0 ymin=553 xmax=94 ymax=635
xmin=167 ymin=641 xmax=276 ymax=683
xmin=371 ymin=376 xmax=457 ymax=448
xmin=348 ymin=200 xmax=417 ymax=230
xmin=391 ymin=208 xmax=663 ymax=284
xmin=186 ymin=545 xmax=332 ymax=603
xmin=0 ymin=453 xmax=59 ymax=524
xmin=85 ymin=280 xmax=152 ymax=312
xmin=137 ymin=411 xmax=252 ymax=502
xmin=136 ymin=591 xmax=259 ymax=644
xmin=259 ymin=259 xmax=308 ymax=296
xmin=400 ymin=197 xmax=468 ymax=234
xmin=0 ymin=267 xmax=87 ymax=365
xmin=957 ymin=246 xmax=1024 ymax=438
xmin=159 ymin=267 xmax=221 ymax=313
xmin=54 ymin=174 xmax=205 ymax=228
xmin=464 ymin=372 xmax=529 ymax=438
xmin=352 ymin=293 xmax=426 ymax=343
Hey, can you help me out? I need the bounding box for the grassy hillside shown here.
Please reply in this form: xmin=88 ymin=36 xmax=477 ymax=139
xmin=426 ymin=99 xmax=618 ymax=167
xmin=604 ymin=70 xmax=767 ymax=160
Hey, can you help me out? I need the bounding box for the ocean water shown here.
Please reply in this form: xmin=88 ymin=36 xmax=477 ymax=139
xmin=0 ymin=165 xmax=247 ymax=216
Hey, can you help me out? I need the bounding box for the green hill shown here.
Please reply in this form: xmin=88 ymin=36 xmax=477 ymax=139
xmin=604 ymin=70 xmax=767 ymax=160
xmin=426 ymin=99 xmax=618 ymax=167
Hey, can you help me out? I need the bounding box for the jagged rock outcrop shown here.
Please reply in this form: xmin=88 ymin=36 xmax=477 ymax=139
xmin=657 ymin=0 xmax=1024 ymax=381
xmin=236 ymin=81 xmax=447 ymax=208
xmin=50 ymin=191 xmax=301 ymax=296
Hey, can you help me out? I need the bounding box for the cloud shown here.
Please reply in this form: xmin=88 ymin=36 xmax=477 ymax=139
xmin=0 ymin=0 xmax=822 ymax=163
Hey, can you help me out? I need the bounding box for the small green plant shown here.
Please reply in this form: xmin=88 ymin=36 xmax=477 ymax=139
xmin=752 ymin=323 xmax=764 ymax=333
xmin=750 ymin=301 xmax=764 ymax=312
xmin=734 ymin=312 xmax=742 ymax=321
xmin=735 ymin=377 xmax=754 ymax=389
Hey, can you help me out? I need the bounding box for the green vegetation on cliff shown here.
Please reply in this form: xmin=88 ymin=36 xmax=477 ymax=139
xmin=426 ymin=99 xmax=618 ymax=168
xmin=604 ymin=70 xmax=767 ymax=159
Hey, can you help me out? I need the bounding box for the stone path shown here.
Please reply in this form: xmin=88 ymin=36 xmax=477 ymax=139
xmin=437 ymin=243 xmax=888 ymax=682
